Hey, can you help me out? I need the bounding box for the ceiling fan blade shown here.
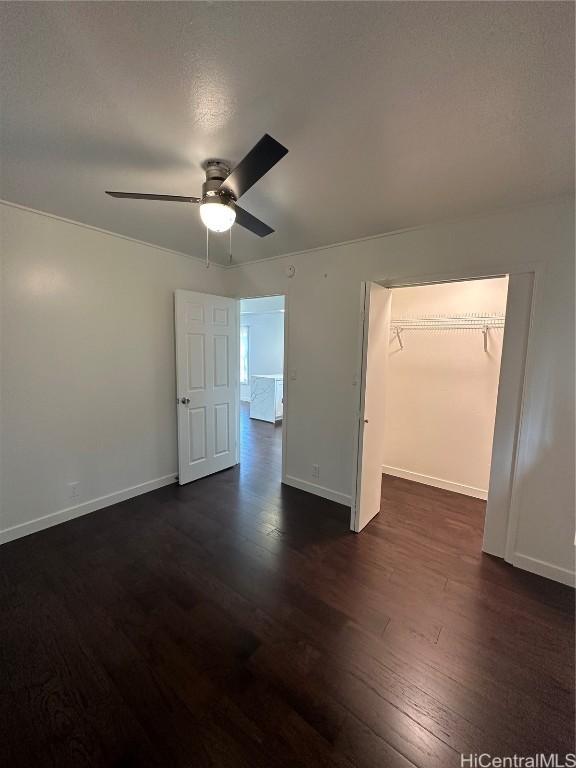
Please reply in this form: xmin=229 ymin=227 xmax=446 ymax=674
xmin=105 ymin=191 xmax=200 ymax=203
xmin=220 ymin=134 xmax=288 ymax=200
xmin=232 ymin=203 xmax=274 ymax=237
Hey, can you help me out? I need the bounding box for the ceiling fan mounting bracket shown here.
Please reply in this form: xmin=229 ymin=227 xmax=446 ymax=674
xmin=202 ymin=160 xmax=232 ymax=197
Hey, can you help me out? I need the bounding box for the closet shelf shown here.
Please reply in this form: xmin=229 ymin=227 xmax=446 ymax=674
xmin=390 ymin=313 xmax=505 ymax=330
xmin=389 ymin=313 xmax=505 ymax=352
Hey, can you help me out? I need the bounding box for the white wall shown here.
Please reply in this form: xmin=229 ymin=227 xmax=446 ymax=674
xmin=0 ymin=202 xmax=227 ymax=542
xmin=226 ymin=198 xmax=575 ymax=586
xmin=1 ymin=198 xmax=574 ymax=587
xmin=382 ymin=278 xmax=508 ymax=498
xmin=240 ymin=296 xmax=284 ymax=401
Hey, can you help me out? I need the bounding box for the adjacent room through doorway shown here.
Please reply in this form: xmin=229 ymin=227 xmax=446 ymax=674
xmin=239 ymin=296 xmax=285 ymax=485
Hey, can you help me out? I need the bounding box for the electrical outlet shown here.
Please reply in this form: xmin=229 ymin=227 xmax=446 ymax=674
xmin=68 ymin=482 xmax=80 ymax=500
xmin=311 ymin=464 xmax=320 ymax=480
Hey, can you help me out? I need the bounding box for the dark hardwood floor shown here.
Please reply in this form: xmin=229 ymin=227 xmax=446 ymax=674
xmin=1 ymin=405 xmax=573 ymax=767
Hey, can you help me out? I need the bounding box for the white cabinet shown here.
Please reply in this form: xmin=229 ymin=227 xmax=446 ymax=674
xmin=250 ymin=375 xmax=283 ymax=423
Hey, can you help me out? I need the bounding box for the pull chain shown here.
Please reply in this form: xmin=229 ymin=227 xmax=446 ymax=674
xmin=229 ymin=227 xmax=233 ymax=265
xmin=205 ymin=227 xmax=209 ymax=268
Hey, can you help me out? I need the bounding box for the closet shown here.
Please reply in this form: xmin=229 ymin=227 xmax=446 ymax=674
xmin=382 ymin=277 xmax=508 ymax=500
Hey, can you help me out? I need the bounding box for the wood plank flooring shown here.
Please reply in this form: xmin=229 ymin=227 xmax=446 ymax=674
xmin=0 ymin=404 xmax=573 ymax=767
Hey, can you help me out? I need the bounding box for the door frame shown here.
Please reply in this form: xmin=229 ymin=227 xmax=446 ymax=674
xmin=235 ymin=293 xmax=288 ymax=483
xmin=351 ymin=260 xmax=541 ymax=567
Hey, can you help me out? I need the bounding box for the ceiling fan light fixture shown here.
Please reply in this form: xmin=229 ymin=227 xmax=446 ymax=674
xmin=199 ymin=197 xmax=236 ymax=233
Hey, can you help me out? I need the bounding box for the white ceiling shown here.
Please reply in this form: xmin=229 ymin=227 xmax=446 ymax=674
xmin=0 ymin=2 xmax=573 ymax=265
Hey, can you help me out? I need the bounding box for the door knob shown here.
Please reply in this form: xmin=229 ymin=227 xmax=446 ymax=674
xmin=180 ymin=397 xmax=190 ymax=405
xmin=363 ymin=419 xmax=369 ymax=423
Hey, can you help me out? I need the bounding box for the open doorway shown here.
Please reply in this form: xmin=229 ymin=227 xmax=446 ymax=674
xmin=174 ymin=290 xmax=286 ymax=490
xmin=353 ymin=272 xmax=533 ymax=565
xmin=383 ymin=277 xmax=508 ymax=501
xmin=238 ymin=296 xmax=285 ymax=485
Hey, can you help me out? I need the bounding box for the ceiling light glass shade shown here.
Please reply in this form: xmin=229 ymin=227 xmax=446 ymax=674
xmin=199 ymin=199 xmax=236 ymax=232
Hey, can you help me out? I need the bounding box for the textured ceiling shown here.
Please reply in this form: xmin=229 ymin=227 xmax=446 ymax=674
xmin=0 ymin=2 xmax=573 ymax=265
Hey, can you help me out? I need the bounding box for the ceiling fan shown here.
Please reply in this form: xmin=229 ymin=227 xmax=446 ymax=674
xmin=105 ymin=134 xmax=288 ymax=238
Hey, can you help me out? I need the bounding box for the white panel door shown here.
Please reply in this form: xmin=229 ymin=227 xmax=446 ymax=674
xmin=175 ymin=290 xmax=238 ymax=484
xmin=353 ymin=283 xmax=392 ymax=532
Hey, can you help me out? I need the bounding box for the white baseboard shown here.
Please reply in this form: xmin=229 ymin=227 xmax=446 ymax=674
xmin=283 ymin=475 xmax=351 ymax=507
xmin=382 ymin=465 xmax=487 ymax=500
xmin=0 ymin=473 xmax=177 ymax=545
xmin=511 ymin=552 xmax=575 ymax=588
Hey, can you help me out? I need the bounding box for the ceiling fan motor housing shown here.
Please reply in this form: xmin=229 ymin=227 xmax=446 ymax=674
xmin=202 ymin=161 xmax=234 ymax=204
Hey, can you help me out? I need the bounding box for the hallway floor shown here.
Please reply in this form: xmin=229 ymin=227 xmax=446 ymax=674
xmin=0 ymin=412 xmax=573 ymax=767
xmin=239 ymin=400 xmax=282 ymax=485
